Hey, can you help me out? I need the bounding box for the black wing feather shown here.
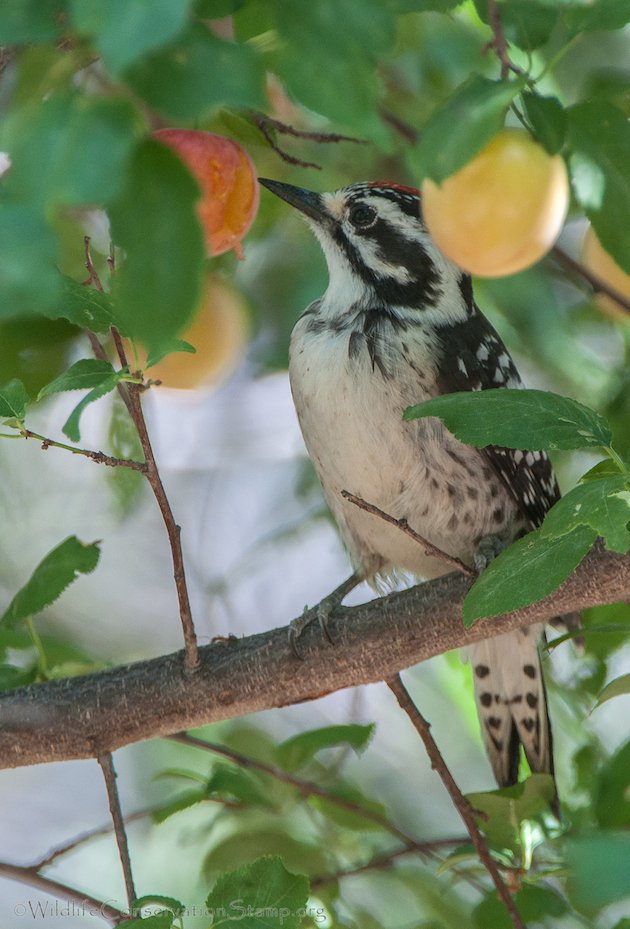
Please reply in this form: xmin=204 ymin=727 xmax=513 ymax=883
xmin=435 ymin=302 xmax=560 ymax=529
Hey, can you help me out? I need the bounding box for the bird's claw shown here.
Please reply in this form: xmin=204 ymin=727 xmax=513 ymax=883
xmin=288 ymin=596 xmax=340 ymax=659
xmin=473 ymin=533 xmax=507 ymax=574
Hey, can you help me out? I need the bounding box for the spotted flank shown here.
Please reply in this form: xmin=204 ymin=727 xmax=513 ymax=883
xmin=471 ymin=627 xmax=553 ymax=786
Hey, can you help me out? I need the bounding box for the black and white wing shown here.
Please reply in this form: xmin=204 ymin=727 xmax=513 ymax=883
xmin=434 ymin=302 xmax=560 ymax=530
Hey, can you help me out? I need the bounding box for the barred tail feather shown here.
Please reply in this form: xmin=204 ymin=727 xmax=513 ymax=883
xmin=471 ymin=626 xmax=554 ymax=790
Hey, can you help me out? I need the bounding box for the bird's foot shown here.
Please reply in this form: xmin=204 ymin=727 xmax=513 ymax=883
xmin=288 ymin=573 xmax=361 ymax=659
xmin=473 ymin=533 xmax=507 ymax=574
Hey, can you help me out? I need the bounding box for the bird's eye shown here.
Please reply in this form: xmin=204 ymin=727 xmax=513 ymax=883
xmin=348 ymin=203 xmax=377 ymax=229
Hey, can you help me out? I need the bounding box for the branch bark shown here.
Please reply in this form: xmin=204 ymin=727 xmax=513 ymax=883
xmin=1 ymin=543 xmax=628 ymax=770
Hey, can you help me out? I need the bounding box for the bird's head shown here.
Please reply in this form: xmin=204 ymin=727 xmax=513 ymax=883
xmin=259 ymin=178 xmax=467 ymax=318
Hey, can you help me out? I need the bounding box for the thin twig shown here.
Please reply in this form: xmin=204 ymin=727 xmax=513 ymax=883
xmin=251 ymin=112 xmax=367 ymax=170
xmin=83 ymin=236 xmax=105 ymax=291
xmin=484 ymin=0 xmax=523 ymax=79
xmin=123 ymin=374 xmax=199 ymax=670
xmin=97 ymin=752 xmax=136 ymax=910
xmin=252 ymin=113 xmax=322 ymax=169
xmin=309 ymin=838 xmax=468 ymax=889
xmin=341 ymin=491 xmax=475 ymax=577
xmin=17 ymin=429 xmax=147 ymax=471
xmin=0 ymin=861 xmax=125 ymax=926
xmin=168 ymin=731 xmax=419 ymax=847
xmin=252 ymin=111 xmax=366 ymax=144
xmin=86 ymin=327 xmax=200 ymax=671
xmin=379 ymin=108 xmax=419 ymax=144
xmin=552 ymin=244 xmax=630 ymax=316
xmin=35 ymin=810 xmax=151 ymax=871
xmin=387 ymin=674 xmax=527 ymax=929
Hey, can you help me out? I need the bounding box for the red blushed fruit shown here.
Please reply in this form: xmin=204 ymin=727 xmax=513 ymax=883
xmin=154 ymin=129 xmax=259 ymax=258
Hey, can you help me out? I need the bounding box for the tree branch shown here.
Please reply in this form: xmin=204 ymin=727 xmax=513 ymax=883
xmin=86 ymin=326 xmax=200 ymax=672
xmin=0 ymin=860 xmax=125 ymax=926
xmin=387 ymin=674 xmax=526 ymax=929
xmin=483 ymin=0 xmax=524 ymax=79
xmin=18 ymin=429 xmax=146 ymax=471
xmin=0 ymin=542 xmax=628 ymax=769
xmin=551 ymin=244 xmax=630 ymax=317
xmin=98 ymin=752 xmax=136 ymax=910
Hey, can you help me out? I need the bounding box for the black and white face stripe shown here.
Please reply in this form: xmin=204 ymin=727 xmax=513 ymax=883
xmin=326 ymin=184 xmax=443 ymax=308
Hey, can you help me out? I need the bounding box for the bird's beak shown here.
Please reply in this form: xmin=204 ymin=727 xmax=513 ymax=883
xmin=258 ymin=178 xmax=328 ymax=224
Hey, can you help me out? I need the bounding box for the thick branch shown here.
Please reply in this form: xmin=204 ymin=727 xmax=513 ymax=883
xmin=1 ymin=543 xmax=628 ymax=769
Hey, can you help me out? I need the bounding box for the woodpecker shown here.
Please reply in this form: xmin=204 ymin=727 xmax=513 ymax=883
xmin=259 ymin=178 xmax=558 ymax=792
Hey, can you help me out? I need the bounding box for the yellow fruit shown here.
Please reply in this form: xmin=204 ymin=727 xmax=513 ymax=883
xmin=581 ymin=226 xmax=630 ymax=319
xmin=129 ymin=276 xmax=249 ymax=390
xmin=421 ymin=129 xmax=570 ymax=278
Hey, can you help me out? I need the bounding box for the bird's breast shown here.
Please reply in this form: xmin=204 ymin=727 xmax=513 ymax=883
xmin=289 ymin=313 xmax=516 ymax=579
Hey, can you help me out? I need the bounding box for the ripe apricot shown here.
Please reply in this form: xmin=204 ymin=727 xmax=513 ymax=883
xmin=128 ymin=275 xmax=249 ymax=390
xmin=154 ymin=129 xmax=259 ymax=258
xmin=582 ymin=226 xmax=630 ymax=319
xmin=422 ymin=129 xmax=569 ymax=278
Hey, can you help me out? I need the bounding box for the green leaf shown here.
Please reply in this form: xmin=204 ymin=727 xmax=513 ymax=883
xmin=463 ymin=525 xmax=596 ymax=623
xmin=566 ymin=0 xmax=630 ymax=35
xmin=107 ymin=393 xmax=145 ymax=514
xmin=0 ymin=205 xmax=62 ymax=318
xmin=276 ymin=723 xmax=374 ymax=772
xmin=42 ymin=277 xmax=119 ymax=334
xmin=206 ymin=764 xmax=273 ymax=807
xmin=196 ymin=0 xmax=245 ymax=15
xmin=126 ymin=24 xmax=265 ymax=121
xmin=0 ymin=378 xmax=30 ymax=420
xmin=388 ymin=0 xmax=462 ymax=10
xmin=0 ymin=0 xmax=63 ymax=43
xmin=108 ymin=140 xmax=205 ymax=355
xmin=580 ymin=458 xmax=623 ymax=481
xmin=62 ymin=374 xmax=121 ymax=441
xmin=522 ymin=92 xmax=567 ymax=155
xmin=540 ymin=475 xmax=630 ymax=553
xmin=474 ymin=884 xmax=568 ymax=929
xmin=120 ymin=915 xmax=173 ymax=929
xmin=271 ymin=0 xmax=394 ymax=144
xmin=404 ymin=388 xmax=613 ymax=451
xmin=145 ymin=340 xmax=196 ymax=369
xmin=594 ymin=740 xmax=630 ymax=827
xmin=566 ymin=833 xmax=630 ymax=910
xmin=594 ymin=673 xmax=630 ymax=709
xmin=203 ymin=831 xmax=328 ymax=879
xmin=309 ymin=783 xmax=389 ymax=832
xmin=1 ymin=536 xmax=100 ymax=629
xmin=413 ymin=75 xmax=526 ymax=183
xmin=152 ymin=787 xmax=207 ymax=823
xmin=132 ymin=895 xmax=184 ymax=917
xmin=38 ymin=359 xmax=118 ymax=401
xmin=69 ymin=0 xmax=193 ymax=75
xmin=1 ymin=94 xmax=140 ymax=210
xmin=466 ymin=774 xmax=556 ymax=851
xmin=205 ymin=856 xmax=309 ymax=929
xmin=567 ymin=101 xmax=630 ymax=275
xmin=0 ymin=664 xmax=38 ymax=692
